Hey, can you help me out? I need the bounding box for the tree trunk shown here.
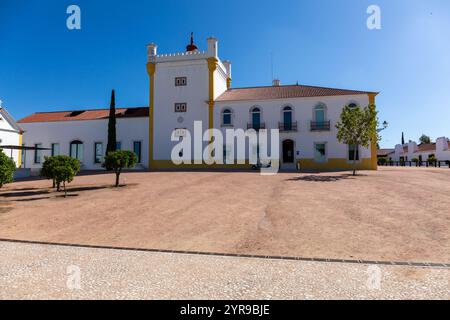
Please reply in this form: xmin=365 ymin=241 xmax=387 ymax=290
xmin=115 ymin=171 xmax=120 ymax=187
xmin=57 ymin=182 xmax=61 ymax=192
xmin=63 ymin=181 xmax=67 ymax=198
xmin=352 ymin=145 xmax=358 ymax=176
xmin=52 ymin=179 xmax=56 ymax=189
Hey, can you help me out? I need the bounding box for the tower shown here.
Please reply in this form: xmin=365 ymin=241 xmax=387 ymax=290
xmin=146 ymin=35 xmax=231 ymax=168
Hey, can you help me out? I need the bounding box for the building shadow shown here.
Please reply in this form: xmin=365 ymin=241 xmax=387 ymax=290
xmin=287 ymin=174 xmax=355 ymax=182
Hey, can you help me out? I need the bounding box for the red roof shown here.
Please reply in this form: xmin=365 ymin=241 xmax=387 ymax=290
xmin=216 ymin=84 xmax=377 ymax=102
xmin=18 ymin=107 xmax=149 ymax=123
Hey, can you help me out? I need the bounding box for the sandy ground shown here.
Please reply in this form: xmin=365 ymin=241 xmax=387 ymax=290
xmin=1 ymin=241 xmax=449 ymax=300
xmin=1 ymin=167 xmax=450 ymax=264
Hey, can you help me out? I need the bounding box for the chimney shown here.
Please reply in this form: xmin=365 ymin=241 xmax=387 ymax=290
xmin=223 ymin=60 xmax=232 ymax=89
xmin=147 ymin=43 xmax=157 ymax=61
xmin=272 ymin=79 xmax=280 ymax=86
xmin=223 ymin=60 xmax=232 ymax=78
xmin=207 ymin=37 xmax=218 ymax=58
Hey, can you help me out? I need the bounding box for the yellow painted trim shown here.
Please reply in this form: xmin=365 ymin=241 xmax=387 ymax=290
xmin=368 ymin=93 xmax=378 ymax=170
xmin=146 ymin=62 xmax=156 ymax=169
xmin=18 ymin=133 xmax=23 ymax=167
xmin=298 ymin=158 xmax=375 ymax=171
xmin=149 ymin=160 xmax=252 ymax=170
xmin=207 ymin=57 xmax=218 ymax=131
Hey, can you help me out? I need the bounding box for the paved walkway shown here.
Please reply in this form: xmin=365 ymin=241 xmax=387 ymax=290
xmin=0 ymin=241 xmax=449 ymax=299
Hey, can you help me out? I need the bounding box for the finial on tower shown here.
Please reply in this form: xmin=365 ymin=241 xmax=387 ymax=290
xmin=186 ymin=32 xmax=198 ymax=52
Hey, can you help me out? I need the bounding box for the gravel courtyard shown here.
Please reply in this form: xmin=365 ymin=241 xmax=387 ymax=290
xmin=1 ymin=241 xmax=449 ymax=300
xmin=1 ymin=167 xmax=450 ymax=264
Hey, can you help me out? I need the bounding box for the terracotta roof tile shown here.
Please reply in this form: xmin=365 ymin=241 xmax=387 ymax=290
xmin=215 ymin=84 xmax=377 ymax=102
xmin=377 ymin=149 xmax=394 ymax=156
xmin=18 ymin=107 xmax=149 ymax=123
xmin=417 ymin=143 xmax=436 ymax=152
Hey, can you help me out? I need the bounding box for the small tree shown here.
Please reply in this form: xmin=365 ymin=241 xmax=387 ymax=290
xmin=102 ymin=150 xmax=137 ymax=187
xmin=41 ymin=156 xmax=58 ymax=188
xmin=41 ymin=156 xmax=80 ymax=191
xmin=336 ymin=104 xmax=378 ymax=176
xmin=54 ymin=165 xmax=75 ymax=197
xmin=419 ymin=134 xmax=431 ymax=144
xmin=0 ymin=149 xmax=16 ymax=188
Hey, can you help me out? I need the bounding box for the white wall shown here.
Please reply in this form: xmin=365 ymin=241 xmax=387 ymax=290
xmin=153 ymin=60 xmax=210 ymax=161
xmin=0 ymin=111 xmax=21 ymax=166
xmin=21 ymin=117 xmax=148 ymax=171
xmin=214 ymin=94 xmax=372 ymax=162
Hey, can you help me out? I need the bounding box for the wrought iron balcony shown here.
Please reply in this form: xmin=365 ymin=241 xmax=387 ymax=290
xmin=310 ymin=120 xmax=331 ymax=131
xmin=278 ymin=121 xmax=298 ymax=132
xmin=247 ymin=122 xmax=266 ymax=131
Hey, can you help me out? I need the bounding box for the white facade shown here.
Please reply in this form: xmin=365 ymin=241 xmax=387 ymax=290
xmin=0 ymin=106 xmax=22 ymax=166
xmin=214 ymin=95 xmax=372 ymax=167
xmin=18 ymin=36 xmax=378 ymax=172
xmin=148 ymin=37 xmax=377 ymax=171
xmin=20 ymin=116 xmax=148 ymax=172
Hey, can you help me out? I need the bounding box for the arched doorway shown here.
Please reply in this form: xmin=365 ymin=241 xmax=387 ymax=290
xmin=282 ymin=139 xmax=294 ymax=164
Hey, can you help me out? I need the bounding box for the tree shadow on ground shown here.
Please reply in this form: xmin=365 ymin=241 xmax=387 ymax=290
xmin=0 ymin=190 xmax=51 ymax=198
xmin=287 ymin=174 xmax=359 ymax=182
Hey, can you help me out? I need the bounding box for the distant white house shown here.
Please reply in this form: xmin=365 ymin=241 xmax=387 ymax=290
xmin=390 ymin=137 xmax=450 ymax=162
xmin=0 ymin=102 xmax=23 ymax=167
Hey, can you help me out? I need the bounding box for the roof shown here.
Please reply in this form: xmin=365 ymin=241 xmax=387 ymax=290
xmin=215 ymin=84 xmax=378 ymax=102
xmin=0 ymin=107 xmax=23 ymax=132
xmin=377 ymin=149 xmax=394 ymax=156
xmin=18 ymin=107 xmax=149 ymax=123
xmin=417 ymin=143 xmax=436 ymax=152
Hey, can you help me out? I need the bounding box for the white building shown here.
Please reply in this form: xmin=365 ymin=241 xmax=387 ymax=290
xmin=19 ymin=108 xmax=148 ymax=171
xmin=19 ymin=36 xmax=379 ymax=172
xmin=0 ymin=103 xmax=23 ymax=167
xmin=390 ymin=138 xmax=450 ymax=162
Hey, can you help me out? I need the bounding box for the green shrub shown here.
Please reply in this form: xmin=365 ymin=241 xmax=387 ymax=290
xmin=41 ymin=156 xmax=80 ymax=192
xmin=412 ymin=158 xmax=419 ymax=163
xmin=0 ymin=149 xmax=16 ymax=188
xmin=102 ymin=150 xmax=137 ymax=187
xmin=428 ymin=156 xmax=437 ymax=164
xmin=378 ymin=157 xmax=387 ymax=165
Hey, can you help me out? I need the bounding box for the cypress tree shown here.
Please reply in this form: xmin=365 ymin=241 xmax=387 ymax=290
xmin=401 ymin=132 xmax=405 ymax=145
xmin=106 ymin=89 xmax=117 ymax=155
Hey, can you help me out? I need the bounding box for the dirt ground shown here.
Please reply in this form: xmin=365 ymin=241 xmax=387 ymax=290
xmin=1 ymin=167 xmax=450 ymax=263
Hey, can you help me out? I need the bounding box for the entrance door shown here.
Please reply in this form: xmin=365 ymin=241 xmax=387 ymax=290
xmin=282 ymin=140 xmax=294 ymax=163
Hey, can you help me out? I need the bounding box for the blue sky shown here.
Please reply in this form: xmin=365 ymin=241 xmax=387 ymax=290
xmin=1 ymin=0 xmax=449 ymax=148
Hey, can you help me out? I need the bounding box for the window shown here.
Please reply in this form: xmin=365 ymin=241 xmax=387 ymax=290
xmin=314 ymin=105 xmax=326 ymax=122
xmin=34 ymin=143 xmax=42 ymax=164
xmin=348 ymin=144 xmax=360 ymax=161
xmin=175 ymin=103 xmax=187 ymax=112
xmin=133 ymin=141 xmax=142 ymax=163
xmin=348 ymin=103 xmax=358 ymax=109
xmin=175 ymin=77 xmax=187 ymax=86
xmin=116 ymin=141 xmax=122 ymax=150
xmin=70 ymin=140 xmax=84 ymax=162
xmin=94 ymin=142 xmax=103 ymax=164
xmin=222 ymin=109 xmax=233 ymax=126
xmin=223 ymin=144 xmax=232 ymax=163
xmin=51 ymin=143 xmax=60 ymax=157
xmin=282 ymin=106 xmax=293 ymax=130
xmin=251 ymin=107 xmax=261 ymax=129
xmin=314 ymin=143 xmax=327 ymax=162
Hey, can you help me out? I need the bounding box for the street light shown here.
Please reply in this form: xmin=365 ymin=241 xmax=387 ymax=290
xmin=377 ymin=121 xmax=388 ymax=133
